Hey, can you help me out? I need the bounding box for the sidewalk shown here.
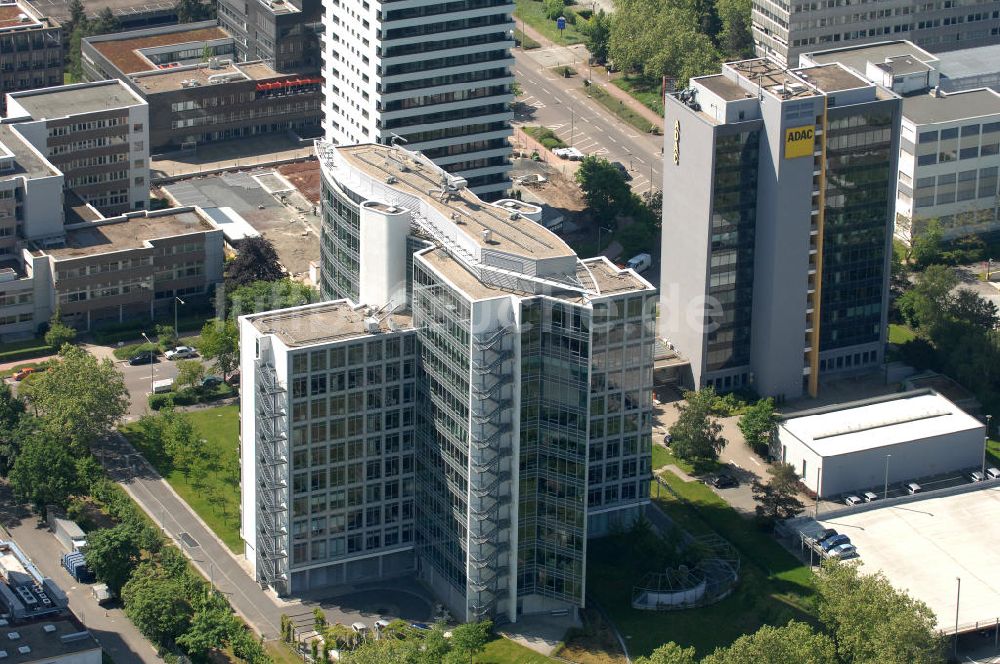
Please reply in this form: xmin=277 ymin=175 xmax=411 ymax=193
xmin=517 ymin=20 xmax=664 ymax=131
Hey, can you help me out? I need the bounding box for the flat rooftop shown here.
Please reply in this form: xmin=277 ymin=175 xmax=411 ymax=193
xmin=0 ymin=619 xmax=100 ymax=663
xmin=729 ymin=59 xmax=818 ymax=99
xmin=779 ymin=391 xmax=983 ymax=457
xmin=249 ymin=300 xmax=414 ymax=347
xmin=45 ymin=210 xmax=212 ymax=259
xmin=580 ymin=257 xmax=654 ymax=295
xmin=0 ymin=2 xmax=44 ymax=29
xmin=8 ymin=81 xmax=142 ymax=119
xmin=803 ymin=40 xmax=938 ymax=75
xmin=338 ymin=144 xmax=575 ymax=260
xmin=936 ymin=43 xmax=1000 ymax=79
xmin=794 ymin=63 xmax=869 ymax=92
xmin=695 ymin=74 xmax=751 ymax=101
xmin=813 ymin=487 xmax=1000 ymax=629
xmin=133 ymin=62 xmax=247 ymax=94
xmin=91 ymin=25 xmax=229 ymax=74
xmin=27 ymin=0 xmax=173 ymax=22
xmin=0 ymin=124 xmax=56 ymax=179
xmin=902 ymin=87 xmax=1000 ymax=124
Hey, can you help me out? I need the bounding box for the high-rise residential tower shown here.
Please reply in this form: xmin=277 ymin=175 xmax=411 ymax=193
xmin=319 ymin=0 xmax=515 ymax=197
xmin=660 ymin=57 xmax=901 ymax=399
xmin=240 ymin=142 xmax=656 ymax=622
xmin=753 ymin=0 xmax=1000 ymax=69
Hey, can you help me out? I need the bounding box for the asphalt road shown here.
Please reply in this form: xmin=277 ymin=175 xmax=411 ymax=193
xmin=117 ymin=357 xmax=181 ymax=422
xmin=513 ymin=48 xmax=664 ymax=195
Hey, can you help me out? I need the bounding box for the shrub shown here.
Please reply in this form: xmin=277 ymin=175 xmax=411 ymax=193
xmin=148 ymin=394 xmax=175 ymax=411
xmin=543 ymin=0 xmax=565 ymax=19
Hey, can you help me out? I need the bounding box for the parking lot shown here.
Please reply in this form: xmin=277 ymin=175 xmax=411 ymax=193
xmin=808 ymin=485 xmax=1000 ymax=631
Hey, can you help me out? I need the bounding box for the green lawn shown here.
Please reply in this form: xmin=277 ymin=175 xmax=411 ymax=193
xmin=988 ymin=438 xmax=1000 ymax=466
xmin=122 ymin=405 xmax=242 ymax=551
xmin=888 ymin=323 xmax=917 ymax=345
xmin=476 ymin=638 xmax=558 ymax=663
xmin=652 ymin=445 xmax=721 ymax=476
xmin=586 ymin=84 xmax=660 ymax=135
xmin=589 ymin=475 xmax=814 ymax=658
xmin=612 ymin=76 xmax=664 ymax=116
xmin=514 ymin=0 xmax=587 ymax=44
xmin=523 ymin=126 xmax=567 ymax=150
xmin=514 ymin=28 xmax=541 ymax=49
xmin=0 ymin=337 xmax=54 ymax=363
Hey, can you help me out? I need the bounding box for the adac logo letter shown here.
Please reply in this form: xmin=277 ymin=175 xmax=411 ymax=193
xmin=784 ymin=125 xmax=815 ymax=159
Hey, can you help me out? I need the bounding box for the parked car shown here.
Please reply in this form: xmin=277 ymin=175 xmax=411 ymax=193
xmin=986 ymin=467 xmax=1000 ymax=480
xmin=969 ymin=470 xmax=986 ymax=483
xmin=152 ymin=379 xmax=174 ymax=394
xmin=812 ymin=528 xmax=837 ymax=543
xmin=862 ymin=491 xmax=878 ymax=503
xmin=351 ymin=622 xmax=369 ymax=635
xmin=128 ymin=350 xmax=156 ymax=365
xmin=12 ymin=367 xmax=36 ymax=381
xmin=626 ymin=253 xmax=652 ymax=273
xmin=409 ymin=623 xmax=430 ymax=631
xmin=821 ymin=534 xmax=851 ymax=552
xmin=164 ymin=345 xmax=196 ymax=360
xmin=827 ymin=543 xmax=858 ymax=559
xmin=905 ymin=482 xmax=922 ymax=494
xmin=611 ymin=161 xmax=632 ymax=180
xmin=710 ymin=474 xmax=739 ymax=489
xmin=553 ymin=147 xmax=585 ymax=160
xmin=201 ymin=375 xmax=223 ymax=389
xmin=844 ymin=494 xmax=863 ymax=506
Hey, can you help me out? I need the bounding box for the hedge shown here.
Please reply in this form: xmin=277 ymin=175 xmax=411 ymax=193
xmin=0 ymin=339 xmax=54 ymax=363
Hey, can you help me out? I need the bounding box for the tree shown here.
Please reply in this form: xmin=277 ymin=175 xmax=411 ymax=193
xmin=635 ymin=642 xmax=698 ymax=664
xmin=122 ymin=562 xmax=193 ymax=645
xmin=896 ymin=264 xmax=958 ymax=332
xmin=226 ymin=236 xmax=285 ymax=286
xmin=448 ymin=621 xmax=491 ymax=661
xmin=751 ymin=462 xmax=803 ymax=524
xmin=815 ymin=560 xmax=944 ymax=663
xmin=175 ymin=0 xmax=216 ymax=22
xmin=715 ymin=0 xmax=753 ymax=58
xmin=227 ymin=278 xmax=318 ymax=318
xmin=702 ymin=621 xmax=836 ymax=664
xmin=313 ymin=607 xmax=327 ymax=631
xmin=156 ymin=323 xmax=178 ymax=349
xmin=67 ymin=0 xmax=87 ymax=32
xmin=583 ymin=9 xmax=612 ymax=63
xmin=0 ymin=384 xmax=25 ymax=476
xmin=91 ymin=6 xmax=120 ymax=33
xmin=177 ymin=591 xmax=237 ymax=656
xmin=20 ymin=346 xmax=128 ymax=452
xmin=947 ymin=288 xmax=998 ymax=330
xmin=230 ymin=627 xmax=269 ymax=664
xmin=44 ymin=309 xmax=77 ymax=350
xmin=9 ymin=428 xmax=80 ymax=516
xmin=575 ymin=155 xmax=631 ymax=218
xmin=737 ymin=398 xmax=776 ymax=454
xmin=138 ymin=409 xmax=205 ymax=476
xmin=176 ymin=359 xmax=206 ymax=391
xmin=199 ymin=318 xmax=240 ymax=379
xmin=911 ymin=219 xmax=943 ymax=269
xmin=668 ymin=388 xmax=727 ymax=463
xmin=84 ymin=524 xmax=141 ymax=594
xmin=543 ymin=0 xmax=564 ymax=19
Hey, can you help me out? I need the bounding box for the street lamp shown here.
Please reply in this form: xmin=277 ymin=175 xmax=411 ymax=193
xmin=140 ymin=331 xmax=154 ymax=397
xmin=814 ymin=465 xmax=822 ymax=518
xmin=174 ymin=296 xmax=185 ymax=340
xmin=954 ymin=577 xmax=961 ymax=658
xmin=597 ymin=224 xmax=614 ymax=252
xmin=984 ymin=414 xmax=993 ymax=476
xmin=883 ymin=453 xmax=892 ymax=499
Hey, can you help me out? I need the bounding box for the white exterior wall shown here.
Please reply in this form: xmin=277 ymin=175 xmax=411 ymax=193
xmin=777 ymin=425 xmax=985 ymax=498
xmin=357 ymin=202 xmax=410 ymax=308
xmin=128 ymin=103 xmax=150 ymax=211
xmin=238 ymin=317 xmax=263 ymax=575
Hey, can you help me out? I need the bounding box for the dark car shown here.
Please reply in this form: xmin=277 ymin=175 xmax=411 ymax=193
xmin=813 ymin=528 xmax=838 ymax=544
xmin=710 ymin=474 xmax=739 ymax=489
xmin=128 ymin=351 xmax=156 ymax=365
xmin=201 ymin=375 xmax=223 ymax=389
xmin=611 ymin=161 xmax=633 ymax=181
xmin=821 ymin=534 xmax=851 ymax=552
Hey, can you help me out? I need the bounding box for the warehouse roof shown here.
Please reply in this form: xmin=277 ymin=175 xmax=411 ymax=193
xmin=779 ymin=390 xmax=983 ymax=457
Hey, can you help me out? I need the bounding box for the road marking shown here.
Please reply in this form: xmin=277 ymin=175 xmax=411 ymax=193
xmin=552 ymin=96 xmax=563 ymax=104
xmin=541 ymin=87 xmax=551 ymax=95
xmin=608 ymin=136 xmax=617 ymax=143
xmin=628 ymin=134 xmax=639 ymax=138
xmin=549 ymin=123 xmax=565 ymax=130
xmin=635 ymin=157 xmax=646 ymax=165
xmin=749 ymin=457 xmax=762 ymax=467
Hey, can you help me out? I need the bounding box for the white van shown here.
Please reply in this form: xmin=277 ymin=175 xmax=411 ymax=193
xmin=626 ymin=253 xmax=652 ymax=273
xmin=152 ymin=378 xmax=174 ymax=394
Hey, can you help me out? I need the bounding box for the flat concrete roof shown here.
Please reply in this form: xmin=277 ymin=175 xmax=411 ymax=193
xmin=1 ymin=619 xmax=100 ymax=663
xmin=877 ymin=54 xmax=932 ymax=76
xmin=779 ymin=391 xmax=983 ymax=457
xmin=580 ymin=257 xmax=654 ymax=295
xmin=0 ymin=2 xmax=45 ymax=29
xmin=902 ymin=88 xmax=1000 ymax=125
xmin=9 ymin=80 xmax=143 ymax=119
xmin=249 ymin=300 xmax=414 ymax=347
xmin=338 ymin=144 xmax=575 ymax=260
xmin=814 ymin=487 xmax=1000 ymax=629
xmin=936 ymin=43 xmax=1000 ymax=80
xmin=803 ymin=40 xmax=938 ymax=75
xmin=0 ymin=124 xmax=56 ymax=179
xmin=696 ymin=74 xmax=750 ymax=101
xmin=795 ymin=63 xmax=869 ymax=92
xmin=133 ymin=62 xmax=248 ymax=94
xmin=46 ymin=210 xmax=212 ymax=259
xmin=729 ymin=59 xmax=818 ymax=99
xmin=90 ymin=25 xmax=229 ymax=74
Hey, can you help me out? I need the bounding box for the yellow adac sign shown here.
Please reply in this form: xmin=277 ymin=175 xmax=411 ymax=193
xmin=784 ymin=125 xmax=815 ymax=159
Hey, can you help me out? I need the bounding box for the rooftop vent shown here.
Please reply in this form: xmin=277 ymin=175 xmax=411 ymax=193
xmin=385 ymin=176 xmax=397 ymax=184
xmin=363 ymin=317 xmax=380 ymax=334
xmin=6 ymin=633 xmax=18 ymax=641
xmin=481 ymin=229 xmax=493 ymax=244
xmin=0 ymin=650 xmax=7 ymax=659
xmin=16 ymin=647 xmax=28 ymax=655
xmin=42 ymin=625 xmax=56 ymax=634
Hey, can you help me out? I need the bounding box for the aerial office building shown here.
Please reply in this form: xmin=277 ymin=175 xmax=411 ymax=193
xmin=0 ymin=0 xmax=62 ymax=114
xmin=802 ymin=40 xmax=1000 ymax=243
xmin=319 ymin=0 xmax=515 ymax=197
xmin=661 ymin=57 xmax=901 ymax=399
xmin=240 ymin=142 xmax=656 ymax=623
xmin=752 ymin=0 xmax=1000 ymax=69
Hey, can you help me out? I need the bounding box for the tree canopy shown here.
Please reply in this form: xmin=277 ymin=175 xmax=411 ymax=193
xmin=227 ymin=278 xmax=318 ymax=318
xmin=122 ymin=562 xmax=193 ymax=645
xmin=751 ymin=462 xmax=804 ymax=524
xmin=702 ymin=621 xmax=836 ymax=664
xmin=199 ymin=318 xmax=240 ymax=379
xmin=84 ymin=524 xmax=142 ymax=594
xmin=668 ymin=388 xmax=727 ymax=462
xmin=9 ymin=427 xmax=82 ymax=516
xmin=737 ymin=397 xmax=776 ymax=454
xmin=226 ymin=237 xmax=285 ymax=286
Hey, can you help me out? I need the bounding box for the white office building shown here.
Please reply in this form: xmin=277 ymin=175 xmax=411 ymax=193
xmin=803 ymin=41 xmax=1000 ymax=243
xmin=320 ymin=0 xmax=515 ymax=197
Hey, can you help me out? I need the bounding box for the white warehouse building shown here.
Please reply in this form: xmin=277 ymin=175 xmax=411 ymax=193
xmin=774 ymin=390 xmax=985 ymax=498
